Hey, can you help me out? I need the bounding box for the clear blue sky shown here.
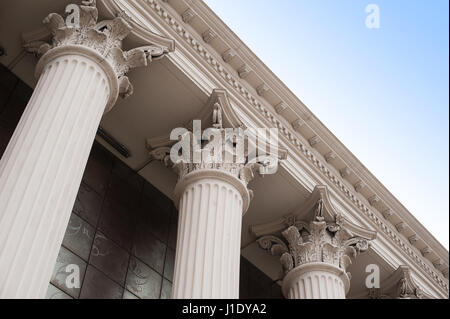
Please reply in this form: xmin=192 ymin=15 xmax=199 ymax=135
xmin=204 ymin=0 xmax=449 ymax=248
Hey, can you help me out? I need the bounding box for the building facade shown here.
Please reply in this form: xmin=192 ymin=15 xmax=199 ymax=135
xmin=0 ymin=0 xmax=448 ymax=299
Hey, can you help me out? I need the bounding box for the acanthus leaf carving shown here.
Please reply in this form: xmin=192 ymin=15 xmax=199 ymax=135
xmin=255 ymin=186 xmax=376 ymax=277
xmin=23 ymin=0 xmax=172 ymax=101
xmin=397 ymin=277 xmax=426 ymax=299
xmin=280 ymin=252 xmax=294 ymax=274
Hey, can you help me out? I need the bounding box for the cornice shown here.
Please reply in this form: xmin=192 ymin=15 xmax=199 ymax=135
xmin=116 ymin=0 xmax=448 ymax=294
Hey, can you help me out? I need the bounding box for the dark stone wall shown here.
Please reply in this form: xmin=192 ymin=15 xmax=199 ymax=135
xmin=46 ymin=143 xmax=178 ymax=299
xmin=0 ymin=63 xmax=281 ymax=299
xmin=0 ymin=64 xmax=32 ymax=155
xmin=240 ymin=258 xmax=283 ymax=299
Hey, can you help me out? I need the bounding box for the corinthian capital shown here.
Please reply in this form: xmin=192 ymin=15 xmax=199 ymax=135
xmin=279 ymin=214 xmax=371 ymax=274
xmin=252 ymin=185 xmax=377 ymax=278
xmin=148 ymin=89 xmax=287 ymax=181
xmin=23 ymin=0 xmax=173 ymax=108
xmin=146 ymin=89 xmax=287 ymax=214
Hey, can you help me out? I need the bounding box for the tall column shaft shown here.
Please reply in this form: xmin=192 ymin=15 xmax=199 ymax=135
xmin=0 ymin=52 xmax=111 ymax=298
xmin=282 ymin=263 xmax=348 ymax=299
xmin=172 ymin=170 xmax=249 ymax=299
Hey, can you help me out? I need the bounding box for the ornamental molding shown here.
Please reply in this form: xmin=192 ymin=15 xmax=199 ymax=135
xmin=421 ymin=246 xmax=432 ymax=257
xmin=433 ymin=259 xmax=444 ymax=269
xmin=324 ymin=151 xmax=337 ymax=163
xmin=274 ymin=102 xmax=288 ymax=115
xmin=253 ymin=185 xmax=376 ymax=279
xmin=291 ymin=118 xmax=305 ymax=131
xmin=354 ymin=180 xmax=365 ymax=192
xmin=395 ymin=222 xmax=406 ymax=233
xmin=202 ymin=28 xmax=216 ymax=43
xmin=308 ymin=135 xmax=321 ymax=147
xmin=107 ymin=0 xmax=448 ymax=293
xmin=238 ymin=65 xmax=252 ymax=79
xmin=408 ymin=234 xmax=419 ymax=245
xmin=368 ymin=265 xmax=434 ymax=299
xmin=382 ymin=208 xmax=394 ymax=220
xmin=22 ymin=0 xmax=174 ymax=111
xmin=181 ymin=8 xmax=196 ymax=23
xmin=368 ymin=195 xmax=381 ymax=207
xmin=222 ymin=49 xmax=236 ymax=63
xmin=256 ymin=83 xmax=270 ymax=96
xmin=339 ymin=166 xmax=352 ymax=178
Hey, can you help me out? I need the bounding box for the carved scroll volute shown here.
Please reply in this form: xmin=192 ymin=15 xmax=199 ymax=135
xmin=257 ymin=236 xmax=288 ymax=256
xmin=257 ymin=235 xmax=293 ymax=274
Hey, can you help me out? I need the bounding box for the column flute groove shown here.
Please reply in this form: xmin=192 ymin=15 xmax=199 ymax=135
xmin=20 ymin=66 xmax=108 ymax=296
xmin=0 ymin=55 xmax=109 ymax=297
xmin=7 ymin=60 xmax=91 ymax=272
xmin=172 ymin=175 xmax=247 ymax=299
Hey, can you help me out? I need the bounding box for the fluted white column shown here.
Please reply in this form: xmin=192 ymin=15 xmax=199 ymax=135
xmin=0 ymin=49 xmax=114 ymax=299
xmin=172 ymin=169 xmax=250 ymax=299
xmin=0 ymin=2 xmax=171 ymax=298
xmin=282 ymin=263 xmax=349 ymax=299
